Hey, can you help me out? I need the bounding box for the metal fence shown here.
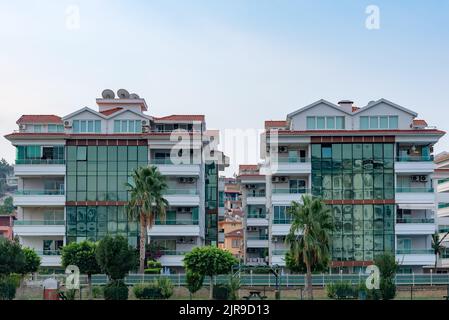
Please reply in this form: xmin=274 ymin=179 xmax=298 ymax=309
xmin=31 ymin=273 xmax=449 ymax=287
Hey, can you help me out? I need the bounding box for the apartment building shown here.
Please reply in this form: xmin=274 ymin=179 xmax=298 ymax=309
xmin=435 ymin=153 xmax=449 ymax=271
xmin=245 ymin=99 xmax=444 ymax=273
xmin=5 ymin=89 xmax=228 ymax=270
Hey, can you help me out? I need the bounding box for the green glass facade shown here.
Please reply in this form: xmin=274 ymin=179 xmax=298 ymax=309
xmin=205 ymin=162 xmax=218 ymax=246
xmin=311 ymin=143 xmax=395 ymax=262
xmin=65 ymin=143 xmax=148 ymax=246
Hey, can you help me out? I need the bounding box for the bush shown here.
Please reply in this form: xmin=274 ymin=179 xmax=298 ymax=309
xmin=144 ymin=260 xmax=163 ymax=274
xmin=380 ymin=278 xmax=396 ymax=300
xmin=227 ymin=276 xmax=240 ymax=300
xmin=155 ymin=277 xmax=174 ymax=299
xmin=133 ymin=284 xmax=163 ymax=300
xmin=103 ymin=280 xmax=129 ymax=300
xmin=92 ymin=286 xmax=103 ymax=299
xmin=326 ymin=281 xmax=357 ymax=299
xmin=186 ymin=271 xmax=204 ymax=298
xmin=213 ymin=284 xmax=229 ymax=300
xmin=65 ymin=289 xmax=77 ymax=300
xmin=0 ymin=276 xmax=17 ymax=300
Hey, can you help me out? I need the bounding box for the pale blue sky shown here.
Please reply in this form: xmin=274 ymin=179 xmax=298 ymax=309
xmin=1 ymin=1 xmax=448 ymax=176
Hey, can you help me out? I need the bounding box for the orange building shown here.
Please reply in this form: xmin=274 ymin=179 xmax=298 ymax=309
xmin=0 ymin=214 xmax=15 ymax=240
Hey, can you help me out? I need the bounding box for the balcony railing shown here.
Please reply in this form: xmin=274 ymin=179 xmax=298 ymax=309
xmin=272 ymin=249 xmax=288 ymax=255
xmin=395 ymin=155 xmax=434 ymax=162
xmin=14 ymin=220 xmax=65 ymax=226
xmin=439 ymin=203 xmax=449 ymax=209
xmin=395 ymin=187 xmax=434 ymax=193
xmin=273 ymin=157 xmax=310 ymax=163
xmin=396 ymin=218 xmax=435 ymax=224
xmin=396 ymin=249 xmax=434 ymax=255
xmin=247 ymin=192 xmax=266 ymax=197
xmin=273 ymin=218 xmax=293 ymax=224
xmin=438 ymin=178 xmax=449 ymax=185
xmin=15 ymin=189 xmax=65 ymax=196
xmin=159 ymin=250 xmax=191 ymax=256
xmin=163 ymin=189 xmax=198 ymax=195
xmin=35 ymin=250 xmax=61 ymax=256
xmin=155 ymin=219 xmax=199 ymax=225
xmin=272 ymin=188 xmax=310 ymax=194
xmin=15 ymin=159 xmax=65 ymax=165
xmin=247 ymin=212 xmax=267 ymax=219
xmin=150 ymin=158 xmax=199 ymax=165
xmin=247 ymin=234 xmax=269 ymax=240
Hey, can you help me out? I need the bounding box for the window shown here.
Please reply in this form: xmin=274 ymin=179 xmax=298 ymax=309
xmin=306 ymin=117 xmax=316 ymax=130
xmin=360 ymin=117 xmax=369 ymax=129
xmin=369 ymin=116 xmax=378 ymax=129
xmin=73 ymin=120 xmax=80 ymax=133
xmin=326 ymin=117 xmax=335 ymax=129
xmin=232 ymin=239 xmax=240 ymax=248
xmin=361 ymin=115 xmax=399 ymax=129
xmin=34 ymin=125 xmax=42 ymax=133
xmin=113 ymin=120 xmax=142 ymax=133
xmin=336 ymin=116 xmax=345 ymax=129
xmin=95 ymin=120 xmax=101 ymax=133
xmin=379 ymin=116 xmax=388 ymax=129
xmin=72 ymin=120 xmax=101 ymax=133
xmin=389 ymin=116 xmax=398 ymax=129
xmin=316 ymin=117 xmax=325 ymax=129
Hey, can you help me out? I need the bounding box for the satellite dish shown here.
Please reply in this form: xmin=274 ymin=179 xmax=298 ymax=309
xmin=117 ymin=89 xmax=130 ymax=99
xmin=129 ymin=93 xmax=140 ymax=99
xmin=102 ymin=89 xmax=115 ymax=99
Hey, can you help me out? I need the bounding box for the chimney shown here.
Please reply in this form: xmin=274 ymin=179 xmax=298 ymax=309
xmin=338 ymin=100 xmax=354 ymax=112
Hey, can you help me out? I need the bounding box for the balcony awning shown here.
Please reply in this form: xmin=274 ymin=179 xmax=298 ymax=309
xmin=397 ymin=203 xmax=435 ymax=210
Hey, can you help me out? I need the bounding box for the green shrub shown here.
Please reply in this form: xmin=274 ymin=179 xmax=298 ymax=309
xmin=133 ymin=284 xmax=162 ymax=300
xmin=380 ymin=278 xmax=396 ymax=300
xmin=0 ymin=276 xmax=18 ymax=300
xmin=326 ymin=281 xmax=357 ymax=299
xmin=145 ymin=260 xmax=162 ymax=273
xmin=213 ymin=284 xmax=229 ymax=300
xmin=144 ymin=268 xmax=161 ymax=274
xmin=92 ymin=286 xmax=103 ymax=299
xmin=227 ymin=276 xmax=240 ymax=300
xmin=65 ymin=289 xmax=77 ymax=300
xmin=155 ymin=277 xmax=174 ymax=299
xmin=103 ymin=280 xmax=128 ymax=300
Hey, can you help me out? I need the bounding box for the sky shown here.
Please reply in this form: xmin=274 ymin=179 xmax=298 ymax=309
xmin=0 ymin=0 xmax=449 ymax=177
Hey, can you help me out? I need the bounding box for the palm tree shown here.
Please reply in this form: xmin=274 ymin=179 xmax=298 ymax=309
xmin=432 ymin=232 xmax=449 ymax=269
xmin=126 ymin=166 xmax=169 ymax=273
xmin=285 ymin=194 xmax=334 ymax=300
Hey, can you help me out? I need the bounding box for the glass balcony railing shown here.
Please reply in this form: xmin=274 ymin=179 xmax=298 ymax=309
xmin=35 ymin=250 xmax=61 ymax=256
xmin=272 ymin=249 xmax=288 ymax=255
xmin=15 ymin=159 xmax=65 ymax=165
xmin=273 ymin=157 xmax=310 ymax=163
xmin=247 ymin=212 xmax=267 ymax=219
xmin=395 ymin=187 xmax=434 ymax=193
xmin=395 ymin=155 xmax=434 ymax=162
xmin=14 ymin=220 xmax=65 ymax=226
xmin=396 ymin=218 xmax=435 ymax=224
xmin=163 ymin=189 xmax=198 ymax=195
xmin=150 ymin=158 xmax=199 ymax=165
xmin=246 ymin=234 xmax=269 ymax=240
xmin=396 ymin=249 xmax=433 ymax=255
xmin=273 ymin=218 xmax=293 ymax=224
xmin=155 ymin=219 xmax=199 ymax=225
xmin=272 ymin=188 xmax=310 ymax=194
xmin=159 ymin=250 xmax=191 ymax=256
xmin=15 ymin=189 xmax=65 ymax=195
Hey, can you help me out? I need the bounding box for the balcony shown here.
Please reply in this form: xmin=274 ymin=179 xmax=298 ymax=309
xmin=270 ymin=157 xmax=311 ymax=175
xmin=157 ymin=250 xmax=190 ymax=266
xmin=150 ymin=158 xmax=200 ymax=176
xmin=247 ymin=212 xmax=269 ymax=227
xmin=13 ymin=220 xmax=65 ymax=236
xmin=245 ymin=257 xmax=268 ymax=265
xmin=395 ymin=156 xmax=435 ymax=173
xmin=246 ymin=235 xmax=269 ymax=248
xmin=246 ymin=192 xmax=266 ymax=205
xmin=14 ymin=190 xmax=65 ymax=207
xmin=148 ymin=219 xmax=200 ymax=237
xmin=14 ymin=159 xmax=66 ymax=176
xmin=271 ymin=249 xmax=287 ymax=266
xmin=395 ymin=187 xmax=435 ymax=204
xmin=395 ymin=218 xmax=436 ymax=235
xmin=163 ymin=189 xmax=200 ymax=206
xmin=36 ymin=250 xmax=62 ymax=267
xmin=396 ymin=249 xmax=435 ymax=266
xmin=271 ymin=188 xmax=310 ymax=205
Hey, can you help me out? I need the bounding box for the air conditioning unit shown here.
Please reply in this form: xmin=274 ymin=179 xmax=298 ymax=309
xmin=186 ymin=177 xmax=195 ymax=184
xmin=419 ymin=175 xmax=428 ymax=182
xmin=177 ymin=207 xmax=191 ymax=213
xmin=19 ymin=124 xmax=27 ymax=131
xmin=245 ymin=184 xmax=256 ymax=189
xmin=279 ymin=146 xmax=288 ymax=153
xmin=63 ymin=120 xmax=72 ymax=128
xmin=411 ymin=175 xmax=420 ymax=182
xmin=272 ymin=237 xmax=278 ymax=242
xmin=176 ymin=237 xmax=186 ymax=244
xmin=279 ymin=176 xmax=288 ymax=183
xmin=178 ymin=177 xmax=194 ymax=184
xmin=272 ymin=177 xmax=280 ymax=183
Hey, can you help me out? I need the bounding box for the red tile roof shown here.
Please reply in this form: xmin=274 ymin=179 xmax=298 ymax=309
xmin=239 ymin=164 xmax=258 ymax=170
xmin=154 ymin=115 xmax=205 ymax=122
xmin=16 ymin=115 xmax=62 ymax=124
xmin=265 ymin=120 xmax=287 ymax=129
xmin=225 ymin=229 xmax=244 ymax=238
xmin=413 ymin=119 xmax=428 ymax=127
xmin=352 ymin=107 xmax=360 ymax=112
xmin=100 ymin=107 xmax=123 ymax=116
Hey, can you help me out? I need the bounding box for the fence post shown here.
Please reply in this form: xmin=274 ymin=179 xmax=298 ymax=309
xmin=250 ymin=270 xmax=253 ymax=287
xmin=412 ymin=272 xmax=415 ymax=287
xmin=430 ymin=270 xmax=433 ymax=287
xmin=340 ymin=269 xmax=343 ymax=282
xmin=268 ymin=273 xmax=271 ymax=287
xmin=286 ymin=273 xmax=289 ymax=287
xmin=178 ymin=273 xmax=181 ymax=287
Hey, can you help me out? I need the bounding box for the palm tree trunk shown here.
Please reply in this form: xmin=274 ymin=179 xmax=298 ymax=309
xmin=139 ymin=213 xmax=146 ymax=274
xmin=209 ymin=276 xmax=214 ymax=300
xmin=305 ymin=261 xmax=313 ymax=300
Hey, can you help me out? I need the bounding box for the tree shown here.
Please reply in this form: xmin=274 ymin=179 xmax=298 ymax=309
xmin=126 ymin=166 xmax=169 ymax=273
xmin=285 ymin=250 xmax=329 ymax=273
xmin=0 ymin=197 xmax=14 ymax=215
xmin=186 ymin=271 xmax=204 ymax=299
xmin=432 ymin=232 xmax=449 ymax=269
xmin=285 ymin=194 xmax=334 ymax=300
xmin=0 ymin=159 xmax=13 ymax=197
xmin=183 ymin=246 xmax=238 ymax=300
xmin=61 ymin=241 xmax=101 ymax=299
xmin=0 ymin=238 xmax=26 ymax=276
xmin=374 ymin=252 xmax=399 ymax=300
xmin=20 ymin=247 xmax=41 ymax=275
xmin=96 ymin=235 xmax=138 ymax=280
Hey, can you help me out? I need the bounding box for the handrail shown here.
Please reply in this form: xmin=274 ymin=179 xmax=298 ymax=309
xmin=15 ymin=189 xmax=65 ymax=195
